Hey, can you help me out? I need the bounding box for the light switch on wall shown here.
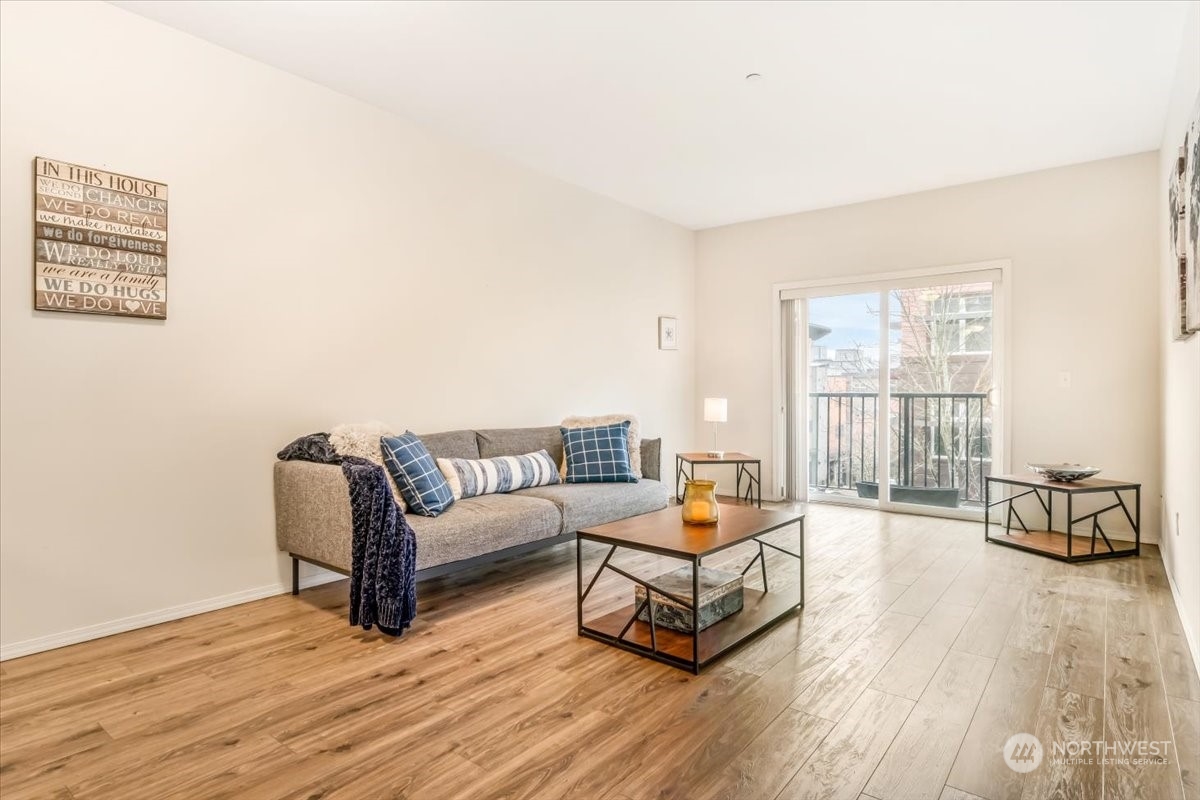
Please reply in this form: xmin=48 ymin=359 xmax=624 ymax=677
xmin=1057 ymin=371 xmax=1071 ymax=388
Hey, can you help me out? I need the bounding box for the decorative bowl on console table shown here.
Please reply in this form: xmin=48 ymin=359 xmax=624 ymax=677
xmin=1026 ymin=463 xmax=1102 ymax=482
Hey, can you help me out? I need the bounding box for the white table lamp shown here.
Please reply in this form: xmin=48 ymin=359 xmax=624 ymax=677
xmin=704 ymin=397 xmax=728 ymax=458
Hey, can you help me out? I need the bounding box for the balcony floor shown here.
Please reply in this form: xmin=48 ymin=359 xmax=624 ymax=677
xmin=809 ymin=485 xmax=984 ymax=510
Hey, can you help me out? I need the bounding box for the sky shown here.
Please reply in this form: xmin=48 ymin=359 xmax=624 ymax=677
xmin=809 ymin=292 xmax=886 ymax=349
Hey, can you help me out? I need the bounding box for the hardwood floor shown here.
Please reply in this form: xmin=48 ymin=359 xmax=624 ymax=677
xmin=1 ymin=504 xmax=1196 ymax=800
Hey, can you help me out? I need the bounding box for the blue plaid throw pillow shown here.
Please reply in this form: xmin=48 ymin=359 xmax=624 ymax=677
xmin=380 ymin=432 xmax=455 ymax=516
xmin=561 ymin=422 xmax=638 ymax=483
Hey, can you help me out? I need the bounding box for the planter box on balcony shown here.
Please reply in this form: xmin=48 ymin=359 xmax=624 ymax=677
xmin=855 ymin=481 xmax=961 ymax=508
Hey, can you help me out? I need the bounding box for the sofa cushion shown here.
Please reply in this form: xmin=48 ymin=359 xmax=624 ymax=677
xmin=513 ymin=479 xmax=670 ymax=533
xmin=476 ymin=426 xmax=564 ymax=465
xmin=415 ymin=429 xmax=480 ymax=461
xmin=561 ymin=422 xmax=637 ymax=484
xmin=407 ymin=494 xmax=563 ymax=570
xmin=381 ymin=433 xmax=455 ymax=516
xmin=437 ymin=450 xmax=559 ymax=500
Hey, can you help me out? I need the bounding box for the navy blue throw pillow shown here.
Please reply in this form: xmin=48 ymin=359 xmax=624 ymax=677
xmin=561 ymin=422 xmax=638 ymax=483
xmin=381 ymin=432 xmax=455 ymax=516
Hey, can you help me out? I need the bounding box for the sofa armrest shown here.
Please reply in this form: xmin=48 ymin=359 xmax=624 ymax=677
xmin=274 ymin=461 xmax=354 ymax=573
xmin=640 ymin=438 xmax=661 ymax=481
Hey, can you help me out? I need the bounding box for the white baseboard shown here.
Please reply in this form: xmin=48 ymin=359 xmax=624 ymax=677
xmin=0 ymin=570 xmax=344 ymax=662
xmin=1162 ymin=554 xmax=1200 ymax=680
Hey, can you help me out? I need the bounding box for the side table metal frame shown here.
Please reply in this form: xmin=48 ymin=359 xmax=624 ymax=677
xmin=675 ymin=454 xmax=762 ymax=508
xmin=984 ymin=476 xmax=1141 ymax=562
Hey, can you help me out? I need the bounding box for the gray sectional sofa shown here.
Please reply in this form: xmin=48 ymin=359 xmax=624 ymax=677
xmin=274 ymin=425 xmax=669 ymax=591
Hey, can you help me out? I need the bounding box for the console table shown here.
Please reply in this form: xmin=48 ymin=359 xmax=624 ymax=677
xmin=984 ymin=474 xmax=1140 ymax=562
xmin=675 ymin=452 xmax=762 ymax=508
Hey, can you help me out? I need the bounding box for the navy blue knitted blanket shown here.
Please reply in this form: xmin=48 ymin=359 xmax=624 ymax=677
xmin=277 ymin=434 xmax=417 ymax=635
xmin=341 ymin=457 xmax=417 ymax=635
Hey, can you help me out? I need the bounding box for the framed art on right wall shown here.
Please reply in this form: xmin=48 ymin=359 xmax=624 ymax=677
xmin=1184 ymin=102 xmax=1200 ymax=334
xmin=1171 ymin=99 xmax=1200 ymax=339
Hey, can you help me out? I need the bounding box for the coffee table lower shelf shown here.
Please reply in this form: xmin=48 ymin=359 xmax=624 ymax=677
xmin=580 ymin=587 xmax=800 ymax=671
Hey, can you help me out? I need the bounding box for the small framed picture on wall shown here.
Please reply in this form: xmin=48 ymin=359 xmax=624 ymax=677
xmin=658 ymin=316 xmax=678 ymax=350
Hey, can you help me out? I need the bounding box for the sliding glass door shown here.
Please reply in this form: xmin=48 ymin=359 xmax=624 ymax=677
xmin=887 ymin=281 xmax=995 ymax=511
xmin=806 ymin=290 xmax=885 ymax=507
xmin=781 ymin=265 xmax=1005 ymax=517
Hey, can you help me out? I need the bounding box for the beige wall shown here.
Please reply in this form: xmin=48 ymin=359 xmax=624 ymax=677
xmin=0 ymin=1 xmax=695 ymax=656
xmin=1159 ymin=2 xmax=1200 ymax=669
xmin=696 ymin=153 xmax=1161 ymax=539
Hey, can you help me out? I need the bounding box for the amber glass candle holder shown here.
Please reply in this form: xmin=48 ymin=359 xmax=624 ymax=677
xmin=681 ymin=479 xmax=719 ymax=525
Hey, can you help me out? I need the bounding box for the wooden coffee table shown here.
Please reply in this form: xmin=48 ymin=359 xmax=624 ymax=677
xmin=576 ymin=504 xmax=804 ymax=673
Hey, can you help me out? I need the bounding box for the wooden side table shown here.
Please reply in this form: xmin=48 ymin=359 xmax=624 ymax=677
xmin=676 ymin=452 xmax=762 ymax=508
xmin=984 ymin=474 xmax=1140 ymax=562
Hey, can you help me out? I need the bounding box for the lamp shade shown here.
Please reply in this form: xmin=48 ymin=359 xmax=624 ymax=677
xmin=703 ymin=397 xmax=728 ymax=423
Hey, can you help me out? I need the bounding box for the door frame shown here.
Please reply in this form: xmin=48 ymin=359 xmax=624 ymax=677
xmin=770 ymin=259 xmax=1012 ymax=520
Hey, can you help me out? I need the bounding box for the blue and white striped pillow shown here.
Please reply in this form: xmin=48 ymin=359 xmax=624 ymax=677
xmin=436 ymin=449 xmax=560 ymax=500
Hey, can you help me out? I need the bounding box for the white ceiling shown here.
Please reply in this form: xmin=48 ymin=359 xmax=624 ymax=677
xmin=112 ymin=0 xmax=1191 ymax=229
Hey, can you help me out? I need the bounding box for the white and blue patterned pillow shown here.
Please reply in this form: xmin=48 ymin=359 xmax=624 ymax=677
xmin=380 ymin=432 xmax=455 ymax=516
xmin=436 ymin=449 xmax=559 ymax=500
xmin=561 ymin=422 xmax=638 ymax=483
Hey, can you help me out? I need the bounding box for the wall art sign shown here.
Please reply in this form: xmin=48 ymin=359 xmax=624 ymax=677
xmin=33 ymin=157 xmax=167 ymax=319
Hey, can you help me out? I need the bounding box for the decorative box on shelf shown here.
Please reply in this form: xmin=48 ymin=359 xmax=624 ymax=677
xmin=635 ymin=565 xmax=744 ymax=632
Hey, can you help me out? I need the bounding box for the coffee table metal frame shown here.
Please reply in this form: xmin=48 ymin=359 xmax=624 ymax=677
xmin=575 ymin=511 xmax=804 ymax=674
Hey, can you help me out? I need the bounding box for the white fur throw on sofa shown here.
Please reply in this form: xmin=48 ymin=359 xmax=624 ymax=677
xmin=330 ymin=421 xmax=407 ymax=511
xmin=559 ymin=413 xmax=641 ymax=479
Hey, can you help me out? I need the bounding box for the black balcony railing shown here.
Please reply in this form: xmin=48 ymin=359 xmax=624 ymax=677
xmin=809 ymin=392 xmax=991 ymax=507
